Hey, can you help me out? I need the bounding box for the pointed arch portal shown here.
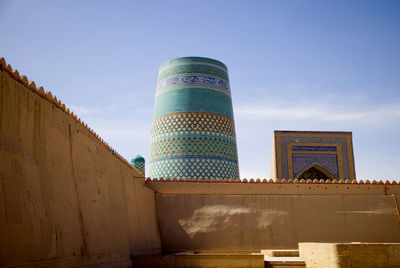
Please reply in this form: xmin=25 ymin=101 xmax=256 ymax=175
xmin=294 ymin=162 xmax=338 ymax=181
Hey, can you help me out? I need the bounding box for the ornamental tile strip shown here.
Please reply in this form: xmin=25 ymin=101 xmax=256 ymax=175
xmin=150 ymin=134 xmax=238 ymax=161
xmin=292 ymin=145 xmax=337 ymax=152
xmin=156 ymin=73 xmax=231 ymax=96
xmin=150 ymin=112 xmax=236 ymax=138
xmin=148 ymin=157 xmax=239 ymax=180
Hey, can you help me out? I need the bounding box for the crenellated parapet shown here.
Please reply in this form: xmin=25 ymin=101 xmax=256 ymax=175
xmin=0 ymin=57 xmax=140 ymax=175
xmin=144 ymin=177 xmax=400 ymax=195
xmin=145 ymin=177 xmax=398 ymax=184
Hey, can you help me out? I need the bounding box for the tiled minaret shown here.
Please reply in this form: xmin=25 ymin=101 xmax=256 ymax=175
xmin=148 ymin=57 xmax=239 ymax=180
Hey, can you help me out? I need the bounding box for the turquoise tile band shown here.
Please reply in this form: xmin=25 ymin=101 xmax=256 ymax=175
xmin=149 ymin=57 xmax=240 ymax=180
xmin=153 ymin=88 xmax=234 ymax=118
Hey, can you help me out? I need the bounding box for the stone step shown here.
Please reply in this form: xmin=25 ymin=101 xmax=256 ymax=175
xmin=264 ymin=257 xmax=306 ymax=268
xmin=261 ymin=249 xmax=300 ymax=257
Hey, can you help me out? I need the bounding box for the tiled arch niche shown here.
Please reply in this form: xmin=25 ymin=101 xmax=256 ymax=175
xmin=271 ymin=131 xmax=356 ymax=181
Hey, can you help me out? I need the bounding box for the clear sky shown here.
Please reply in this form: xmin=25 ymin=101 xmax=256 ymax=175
xmin=1 ymin=0 xmax=399 ymax=180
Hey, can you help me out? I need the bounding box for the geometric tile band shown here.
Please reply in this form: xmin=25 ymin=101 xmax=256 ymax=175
xmin=151 ymin=112 xmax=236 ymax=139
xmin=132 ymin=161 xmax=145 ymax=174
xmin=148 ymin=157 xmax=239 ymax=180
xmin=134 ymin=161 xmax=145 ymax=171
xmin=150 ymin=134 xmax=238 ymax=161
xmin=149 ymin=111 xmax=239 ymax=179
xmin=149 ymin=56 xmax=240 ymax=180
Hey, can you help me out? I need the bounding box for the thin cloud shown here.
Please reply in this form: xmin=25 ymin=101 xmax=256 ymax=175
xmin=69 ymin=105 xmax=101 ymax=116
xmin=68 ymin=92 xmax=152 ymax=117
xmin=236 ymin=101 xmax=400 ymax=125
xmin=99 ymin=126 xmax=150 ymax=140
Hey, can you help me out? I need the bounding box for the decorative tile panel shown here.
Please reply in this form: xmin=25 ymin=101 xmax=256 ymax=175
xmin=148 ymin=157 xmax=239 ymax=180
xmin=272 ymin=131 xmax=356 ymax=181
xmin=151 ymin=112 xmax=235 ymax=139
xmin=292 ymin=145 xmax=337 ymax=152
xmin=156 ymin=73 xmax=231 ymax=96
xmin=292 ymin=154 xmax=339 ymax=178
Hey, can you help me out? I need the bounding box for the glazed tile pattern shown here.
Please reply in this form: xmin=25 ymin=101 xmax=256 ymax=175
xmin=149 ymin=57 xmax=239 ymax=180
xmin=292 ymin=145 xmax=337 ymax=152
xmin=281 ymin=136 xmax=348 ymax=179
xmin=151 ymin=112 xmax=235 ymax=139
xmin=158 ymin=59 xmax=229 ymax=81
xmin=153 ymin=88 xmax=234 ymax=118
xmin=150 ymin=135 xmax=237 ymax=161
xmin=272 ymin=131 xmax=356 ymax=181
xmin=132 ymin=161 xmax=145 ymax=174
xmin=156 ymin=73 xmax=231 ymax=96
xmin=149 ymin=158 xmax=239 ymax=179
xmin=131 ymin=155 xmax=145 ymax=175
xmin=292 ymin=154 xmax=339 ymax=178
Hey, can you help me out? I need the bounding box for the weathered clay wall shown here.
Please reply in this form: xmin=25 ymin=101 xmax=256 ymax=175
xmin=147 ymin=179 xmax=400 ymax=195
xmin=0 ymin=61 xmax=161 ymax=267
xmin=149 ymin=181 xmax=400 ymax=253
xmin=2 ymin=56 xmax=400 ymax=266
xmin=299 ymin=242 xmax=400 ymax=268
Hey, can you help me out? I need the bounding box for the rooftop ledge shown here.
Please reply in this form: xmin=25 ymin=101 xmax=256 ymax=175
xmin=145 ymin=178 xmax=400 ymax=195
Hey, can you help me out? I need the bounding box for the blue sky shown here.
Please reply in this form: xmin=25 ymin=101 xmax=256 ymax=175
xmin=1 ymin=0 xmax=399 ymax=180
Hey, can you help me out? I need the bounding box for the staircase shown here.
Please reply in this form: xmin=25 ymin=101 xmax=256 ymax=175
xmin=262 ymin=250 xmax=306 ymax=268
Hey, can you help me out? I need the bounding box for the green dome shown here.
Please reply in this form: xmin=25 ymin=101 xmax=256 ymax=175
xmin=131 ymin=155 xmax=145 ymax=175
xmin=131 ymin=155 xmax=145 ymax=164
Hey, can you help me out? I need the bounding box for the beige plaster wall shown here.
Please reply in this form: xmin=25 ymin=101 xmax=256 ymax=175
xmin=0 ymin=66 xmax=161 ymax=267
xmin=147 ymin=181 xmax=400 ymax=195
xmin=299 ymin=242 xmax=400 ymax=268
xmin=298 ymin=243 xmax=339 ymax=267
xmin=154 ymin=190 xmax=400 ymax=252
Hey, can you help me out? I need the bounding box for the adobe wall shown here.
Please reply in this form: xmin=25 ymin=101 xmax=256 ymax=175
xmin=2 ymin=56 xmax=400 ymax=266
xmin=0 ymin=60 xmax=161 ymax=267
xmin=299 ymin=242 xmax=400 ymax=268
xmin=147 ymin=180 xmax=400 ymax=253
